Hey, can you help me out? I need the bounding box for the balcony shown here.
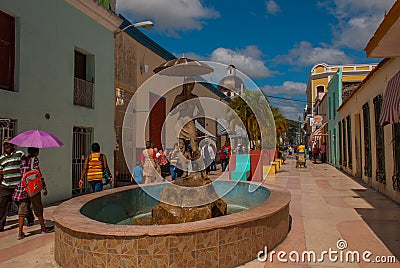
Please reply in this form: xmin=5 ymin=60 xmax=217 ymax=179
xmin=74 ymin=78 xmax=94 ymax=109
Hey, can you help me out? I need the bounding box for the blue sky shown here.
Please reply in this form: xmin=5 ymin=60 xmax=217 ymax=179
xmin=117 ymin=0 xmax=396 ymax=120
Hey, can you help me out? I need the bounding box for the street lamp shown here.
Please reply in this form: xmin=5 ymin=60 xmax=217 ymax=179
xmin=114 ymin=20 xmax=154 ymax=37
xmin=298 ymin=115 xmax=302 ymax=145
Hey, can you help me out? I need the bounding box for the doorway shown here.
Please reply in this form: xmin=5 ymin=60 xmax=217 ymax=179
xmin=72 ymin=126 xmax=93 ymax=196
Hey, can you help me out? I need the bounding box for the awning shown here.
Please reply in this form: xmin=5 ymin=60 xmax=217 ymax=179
xmin=195 ymin=120 xmax=216 ymax=138
xmin=216 ymin=118 xmax=230 ymax=136
xmin=380 ymin=71 xmax=400 ymax=126
xmin=311 ymin=122 xmax=328 ymax=141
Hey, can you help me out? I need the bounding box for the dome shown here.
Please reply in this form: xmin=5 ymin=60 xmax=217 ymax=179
xmin=217 ymin=65 xmax=246 ymax=95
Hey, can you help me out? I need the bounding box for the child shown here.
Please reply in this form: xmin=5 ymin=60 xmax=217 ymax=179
xmin=13 ymin=147 xmax=53 ymax=240
xmin=131 ymin=161 xmax=143 ymax=184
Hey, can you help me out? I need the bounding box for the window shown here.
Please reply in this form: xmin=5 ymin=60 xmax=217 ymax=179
xmin=0 ymin=10 xmax=15 ymax=91
xmin=74 ymin=50 xmax=95 ymax=108
xmin=347 ymin=115 xmax=352 ymax=169
xmin=393 ymin=123 xmax=400 ymax=191
xmin=342 ymin=119 xmax=347 ymax=167
xmin=333 ymin=92 xmax=336 ymax=119
xmin=316 ymin=86 xmax=324 ymax=94
xmin=373 ymin=95 xmax=385 ymax=183
xmin=362 ymin=103 xmax=372 ymax=177
xmin=328 ymin=97 xmax=332 ymax=120
xmin=339 ymin=121 xmax=342 ymax=166
xmin=0 ymin=119 xmax=16 ymax=154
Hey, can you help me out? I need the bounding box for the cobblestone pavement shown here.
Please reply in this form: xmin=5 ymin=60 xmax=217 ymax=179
xmin=1 ymin=158 xmax=399 ymax=267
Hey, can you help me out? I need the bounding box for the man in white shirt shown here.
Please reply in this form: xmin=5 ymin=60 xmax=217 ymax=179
xmin=201 ymin=141 xmax=215 ymax=175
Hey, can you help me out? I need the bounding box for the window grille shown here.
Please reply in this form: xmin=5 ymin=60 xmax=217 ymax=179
xmin=373 ymin=95 xmax=386 ymax=183
xmin=362 ymin=103 xmax=372 ymax=177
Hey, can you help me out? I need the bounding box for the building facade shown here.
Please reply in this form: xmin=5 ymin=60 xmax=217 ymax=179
xmin=114 ymin=16 xmax=228 ymax=181
xmin=304 ymin=63 xmax=377 ymax=147
xmin=338 ymin=58 xmax=400 ymax=202
xmin=0 ymin=0 xmax=121 ymax=203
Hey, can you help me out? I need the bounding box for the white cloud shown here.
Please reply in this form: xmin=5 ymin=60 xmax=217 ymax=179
xmin=117 ymin=0 xmax=219 ymax=35
xmin=210 ymin=46 xmax=272 ymax=78
xmin=318 ymin=0 xmax=396 ymax=50
xmin=265 ymin=0 xmax=281 ymax=15
xmin=262 ymin=81 xmax=307 ymax=96
xmin=274 ymin=41 xmax=353 ymax=66
xmin=261 ymin=81 xmax=307 ymax=120
xmin=270 ymin=102 xmax=304 ymax=121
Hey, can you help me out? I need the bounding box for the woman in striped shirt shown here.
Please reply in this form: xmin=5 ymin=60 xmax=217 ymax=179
xmin=79 ymin=143 xmax=112 ymax=192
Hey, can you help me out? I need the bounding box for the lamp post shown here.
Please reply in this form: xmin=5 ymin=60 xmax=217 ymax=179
xmin=114 ymin=20 xmax=154 ymax=37
xmin=113 ymin=20 xmax=154 ymax=186
xmin=298 ymin=115 xmax=302 ymax=145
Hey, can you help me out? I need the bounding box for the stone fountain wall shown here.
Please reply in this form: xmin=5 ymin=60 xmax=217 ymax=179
xmin=53 ymin=183 xmax=290 ymax=267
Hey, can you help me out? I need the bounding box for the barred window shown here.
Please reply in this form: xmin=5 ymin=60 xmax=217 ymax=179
xmin=373 ymin=95 xmax=385 ymax=183
xmin=347 ymin=115 xmax=352 ymax=169
xmin=339 ymin=121 xmax=342 ymax=166
xmin=342 ymin=119 xmax=347 ymax=167
xmin=362 ymin=102 xmax=372 ymax=177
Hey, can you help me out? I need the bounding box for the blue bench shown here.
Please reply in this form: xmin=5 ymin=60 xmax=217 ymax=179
xmin=231 ymin=154 xmax=251 ymax=181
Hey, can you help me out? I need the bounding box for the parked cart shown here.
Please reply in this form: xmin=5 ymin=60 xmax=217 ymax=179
xmin=295 ymin=153 xmax=306 ymax=168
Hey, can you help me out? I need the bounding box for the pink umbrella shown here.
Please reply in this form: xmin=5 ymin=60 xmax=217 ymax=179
xmin=9 ymin=130 xmax=63 ymax=148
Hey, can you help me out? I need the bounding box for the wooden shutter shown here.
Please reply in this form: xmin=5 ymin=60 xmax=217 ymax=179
xmin=0 ymin=10 xmax=15 ymax=91
xmin=74 ymin=50 xmax=86 ymax=80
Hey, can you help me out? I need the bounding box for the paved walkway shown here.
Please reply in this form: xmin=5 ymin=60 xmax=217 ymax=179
xmin=241 ymin=157 xmax=400 ymax=267
xmin=0 ymin=158 xmax=399 ymax=267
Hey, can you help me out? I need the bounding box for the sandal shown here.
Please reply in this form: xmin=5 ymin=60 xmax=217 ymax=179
xmin=41 ymin=226 xmax=54 ymax=234
xmin=17 ymin=232 xmax=26 ymax=240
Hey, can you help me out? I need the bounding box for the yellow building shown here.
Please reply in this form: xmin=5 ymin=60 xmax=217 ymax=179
xmin=304 ymin=63 xmax=377 ymax=147
xmin=306 ymin=63 xmax=377 ymax=117
xmin=338 ymin=0 xmax=400 ymax=203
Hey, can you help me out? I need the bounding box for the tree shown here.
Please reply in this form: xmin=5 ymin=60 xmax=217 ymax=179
xmin=228 ymin=90 xmax=279 ymax=149
xmin=271 ymin=107 xmax=289 ymax=146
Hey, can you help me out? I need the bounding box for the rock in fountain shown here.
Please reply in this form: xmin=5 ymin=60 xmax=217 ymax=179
xmin=150 ymin=173 xmax=227 ymax=225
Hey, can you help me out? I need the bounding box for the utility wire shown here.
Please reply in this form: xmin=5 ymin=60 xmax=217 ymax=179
xmin=265 ymin=95 xmax=308 ymax=103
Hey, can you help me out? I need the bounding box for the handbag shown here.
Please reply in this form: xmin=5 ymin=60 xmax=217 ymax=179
xmin=23 ymin=157 xmax=43 ymax=197
xmin=102 ymin=171 xmax=111 ymax=185
xmin=100 ymin=154 xmax=112 ymax=187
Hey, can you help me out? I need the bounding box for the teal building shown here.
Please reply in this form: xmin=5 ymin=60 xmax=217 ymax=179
xmin=0 ymin=0 xmax=121 ymax=203
xmin=327 ymin=69 xmax=342 ymax=167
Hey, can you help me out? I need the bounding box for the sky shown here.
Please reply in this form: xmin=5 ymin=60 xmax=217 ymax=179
xmin=116 ymin=0 xmax=396 ymax=120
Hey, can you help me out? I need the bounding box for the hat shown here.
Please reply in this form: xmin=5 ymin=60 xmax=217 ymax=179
xmin=2 ymin=138 xmax=11 ymax=145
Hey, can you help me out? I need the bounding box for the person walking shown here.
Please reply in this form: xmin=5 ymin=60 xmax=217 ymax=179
xmin=320 ymin=142 xmax=326 ymax=163
xmin=220 ymin=141 xmax=231 ymax=172
xmin=131 ymin=161 xmax=143 ymax=184
xmin=13 ymin=147 xmax=53 ymax=239
xmin=168 ymin=143 xmax=180 ymax=181
xmin=201 ymin=141 xmax=215 ymax=175
xmin=141 ymin=141 xmax=157 ymax=184
xmin=79 ymin=142 xmax=112 ymax=192
xmin=157 ymin=148 xmax=169 ymax=181
xmin=0 ymin=139 xmax=34 ymax=232
xmin=210 ymin=143 xmax=217 ymax=171
xmin=312 ymin=143 xmax=320 ymax=164
xmin=308 ymin=144 xmax=313 ymax=160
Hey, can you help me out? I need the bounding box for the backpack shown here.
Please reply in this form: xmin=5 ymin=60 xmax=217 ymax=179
xmin=22 ymin=157 xmax=43 ymax=197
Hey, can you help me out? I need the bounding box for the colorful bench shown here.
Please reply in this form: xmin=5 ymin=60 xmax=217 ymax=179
xmin=231 ymin=154 xmax=251 ymax=181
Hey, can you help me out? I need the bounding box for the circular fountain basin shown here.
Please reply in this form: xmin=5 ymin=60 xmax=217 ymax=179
xmin=53 ymin=181 xmax=290 ymax=267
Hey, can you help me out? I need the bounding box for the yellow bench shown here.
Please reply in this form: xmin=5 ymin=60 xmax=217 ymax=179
xmin=263 ymin=164 xmax=277 ymax=175
xmin=271 ymin=161 xmax=280 ymax=169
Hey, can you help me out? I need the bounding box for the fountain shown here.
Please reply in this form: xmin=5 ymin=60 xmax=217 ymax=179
xmin=53 ymin=180 xmax=290 ymax=267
